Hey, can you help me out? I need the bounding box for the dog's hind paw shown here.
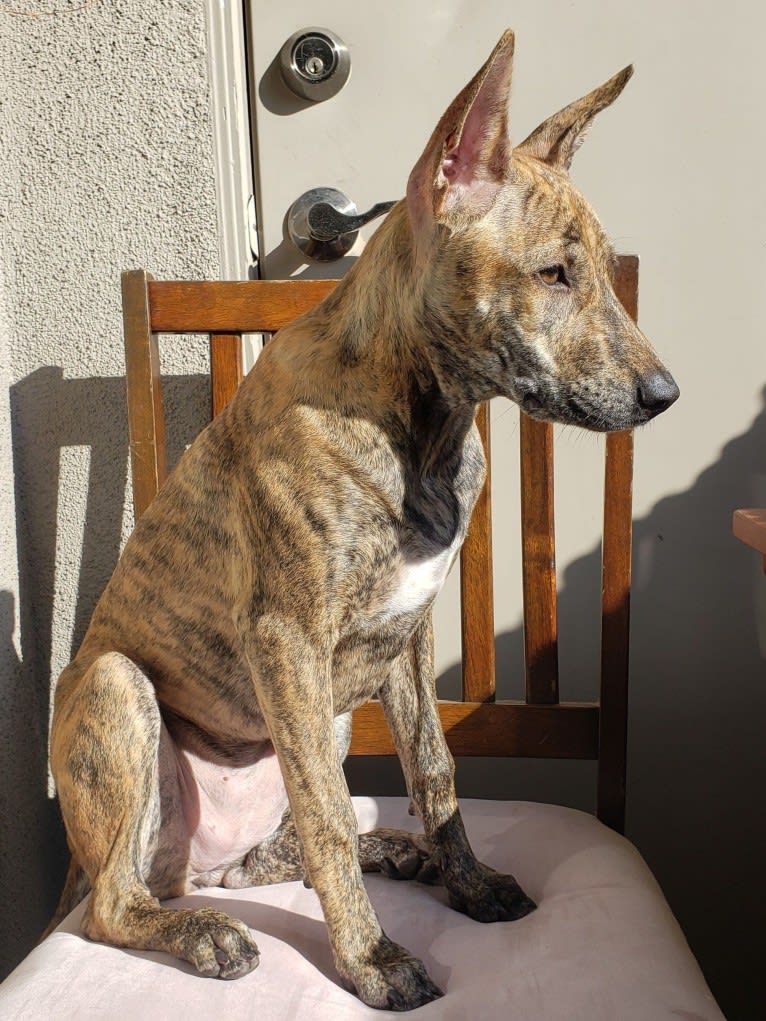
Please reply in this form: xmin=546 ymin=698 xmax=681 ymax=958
xmin=168 ymin=907 xmax=260 ymax=979
xmin=359 ymin=829 xmax=437 ymax=883
xmin=341 ymin=935 xmax=442 ymax=1011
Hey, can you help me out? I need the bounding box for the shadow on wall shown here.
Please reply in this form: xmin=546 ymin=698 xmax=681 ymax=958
xmin=3 ymin=366 xmax=208 ymax=980
xmin=0 ymin=588 xmax=63 ymax=981
xmin=347 ymin=389 xmax=766 ymax=1019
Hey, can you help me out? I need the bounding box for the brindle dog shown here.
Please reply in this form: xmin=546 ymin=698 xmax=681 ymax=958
xmin=47 ymin=32 xmax=678 ymax=1012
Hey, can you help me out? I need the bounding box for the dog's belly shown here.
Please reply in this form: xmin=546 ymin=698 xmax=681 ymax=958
xmin=157 ymin=722 xmax=289 ymax=890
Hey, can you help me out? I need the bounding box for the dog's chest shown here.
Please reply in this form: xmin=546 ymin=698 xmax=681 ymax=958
xmin=331 ymin=530 xmax=463 ymax=714
xmin=351 ymin=451 xmax=480 ymax=631
xmin=379 ymin=535 xmax=462 ymax=622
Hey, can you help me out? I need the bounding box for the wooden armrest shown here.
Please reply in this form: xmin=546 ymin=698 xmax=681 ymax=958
xmin=733 ymin=508 xmax=766 ymax=572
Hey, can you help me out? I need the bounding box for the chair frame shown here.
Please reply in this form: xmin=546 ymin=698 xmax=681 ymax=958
xmin=121 ymin=258 xmax=638 ymax=833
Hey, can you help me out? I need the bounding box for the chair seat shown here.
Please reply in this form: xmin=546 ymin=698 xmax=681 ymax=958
xmin=0 ymin=798 xmax=722 ymax=1020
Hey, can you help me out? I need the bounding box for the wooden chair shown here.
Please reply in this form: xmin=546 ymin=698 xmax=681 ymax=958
xmin=121 ymin=258 xmax=638 ymax=833
xmin=1 ymin=261 xmax=723 ymax=1020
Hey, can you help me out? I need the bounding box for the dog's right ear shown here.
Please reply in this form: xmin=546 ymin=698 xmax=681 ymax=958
xmin=406 ymin=31 xmax=514 ymax=242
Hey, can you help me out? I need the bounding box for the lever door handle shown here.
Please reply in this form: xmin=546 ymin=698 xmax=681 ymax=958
xmin=287 ymin=187 xmax=397 ymax=262
xmin=307 ymin=200 xmax=396 ymax=241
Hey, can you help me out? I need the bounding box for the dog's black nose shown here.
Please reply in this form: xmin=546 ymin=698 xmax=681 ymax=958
xmin=637 ymin=371 xmax=680 ymax=415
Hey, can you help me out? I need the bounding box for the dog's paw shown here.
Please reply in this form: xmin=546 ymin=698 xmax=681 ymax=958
xmin=169 ymin=907 xmax=260 ymax=979
xmin=341 ymin=936 xmax=443 ymax=1011
xmin=446 ymin=864 xmax=536 ymax=923
xmin=361 ymin=829 xmax=436 ymax=882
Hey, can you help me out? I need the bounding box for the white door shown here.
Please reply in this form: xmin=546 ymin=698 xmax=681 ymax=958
xmin=244 ymin=1 xmax=657 ymax=761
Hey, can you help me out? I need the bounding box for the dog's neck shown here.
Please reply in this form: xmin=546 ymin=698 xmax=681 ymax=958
xmin=294 ymin=202 xmax=478 ymax=475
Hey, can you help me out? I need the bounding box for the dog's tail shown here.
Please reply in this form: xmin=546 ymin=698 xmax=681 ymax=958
xmin=39 ymin=855 xmax=91 ymax=943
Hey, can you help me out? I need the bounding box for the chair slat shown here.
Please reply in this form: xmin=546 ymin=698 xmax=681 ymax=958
xmin=613 ymin=255 xmax=639 ymax=321
xmin=148 ymin=280 xmax=338 ymax=333
xmin=520 ymin=415 xmax=559 ymax=704
xmin=459 ymin=402 xmax=496 ymax=702
xmin=350 ymin=701 xmax=598 ymax=758
xmin=598 ymin=431 xmax=633 ymax=832
xmin=122 ymin=269 xmax=168 ymax=521
xmin=597 ymin=255 xmax=638 ymax=833
xmin=210 ymin=333 xmax=244 ymax=417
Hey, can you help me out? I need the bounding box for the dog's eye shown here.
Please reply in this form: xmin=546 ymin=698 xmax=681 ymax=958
xmin=538 ymin=265 xmax=568 ymax=288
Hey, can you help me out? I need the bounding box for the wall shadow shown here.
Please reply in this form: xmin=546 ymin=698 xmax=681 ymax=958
xmin=0 ymin=588 xmax=65 ymax=981
xmin=347 ymin=391 xmax=766 ymax=1018
xmin=4 ymin=366 xmax=208 ymax=980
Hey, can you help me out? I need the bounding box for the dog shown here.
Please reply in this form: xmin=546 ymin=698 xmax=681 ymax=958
xmin=46 ymin=31 xmax=678 ymax=1012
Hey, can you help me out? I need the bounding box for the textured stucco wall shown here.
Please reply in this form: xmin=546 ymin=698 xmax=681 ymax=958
xmin=0 ymin=1 xmax=219 ymax=977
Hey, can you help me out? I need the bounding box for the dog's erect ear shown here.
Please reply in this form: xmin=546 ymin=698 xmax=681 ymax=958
xmin=407 ymin=31 xmax=514 ymax=236
xmin=517 ymin=65 xmax=633 ymax=171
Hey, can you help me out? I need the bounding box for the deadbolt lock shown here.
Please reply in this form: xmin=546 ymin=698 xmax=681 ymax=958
xmin=279 ymin=28 xmax=351 ymax=102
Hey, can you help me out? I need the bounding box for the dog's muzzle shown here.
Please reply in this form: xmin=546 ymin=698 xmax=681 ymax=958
xmin=512 ymin=368 xmax=680 ymax=432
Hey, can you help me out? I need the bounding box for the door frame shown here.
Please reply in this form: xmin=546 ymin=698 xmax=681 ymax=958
xmin=204 ymin=0 xmax=260 ymax=366
xmin=204 ymin=0 xmax=258 ymax=282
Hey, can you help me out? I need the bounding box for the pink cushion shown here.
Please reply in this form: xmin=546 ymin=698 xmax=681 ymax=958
xmin=0 ymin=798 xmax=723 ymax=1019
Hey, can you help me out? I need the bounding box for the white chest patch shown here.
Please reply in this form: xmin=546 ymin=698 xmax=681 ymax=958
xmin=381 ymin=537 xmax=462 ymax=621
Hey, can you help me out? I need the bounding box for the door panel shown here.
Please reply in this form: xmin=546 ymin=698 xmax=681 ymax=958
xmin=248 ymin=3 xmax=521 ymax=279
xmin=245 ymin=1 xmax=642 ymax=686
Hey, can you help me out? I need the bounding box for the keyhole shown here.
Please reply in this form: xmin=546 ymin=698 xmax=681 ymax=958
xmin=306 ymin=55 xmax=324 ymax=77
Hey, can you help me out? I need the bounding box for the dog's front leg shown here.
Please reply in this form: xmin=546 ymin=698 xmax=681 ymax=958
xmin=244 ymin=614 xmax=442 ymax=1011
xmin=380 ymin=612 xmax=537 ymax=923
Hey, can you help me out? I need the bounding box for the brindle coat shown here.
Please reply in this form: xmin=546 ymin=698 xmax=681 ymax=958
xmin=47 ymin=32 xmax=678 ymax=1011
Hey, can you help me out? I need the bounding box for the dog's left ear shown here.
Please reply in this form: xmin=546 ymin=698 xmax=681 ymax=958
xmin=517 ymin=65 xmax=633 ymax=171
xmin=407 ymin=31 xmax=514 ymax=237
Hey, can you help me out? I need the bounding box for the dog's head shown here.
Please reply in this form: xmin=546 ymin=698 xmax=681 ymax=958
xmin=406 ymin=31 xmax=678 ymax=430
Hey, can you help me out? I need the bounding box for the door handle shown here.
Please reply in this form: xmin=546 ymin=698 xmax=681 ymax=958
xmin=307 ymin=200 xmax=397 ymax=240
xmin=287 ymin=187 xmax=396 ymax=262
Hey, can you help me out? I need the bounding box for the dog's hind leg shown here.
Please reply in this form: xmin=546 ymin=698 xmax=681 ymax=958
xmin=50 ymin=652 xmax=260 ymax=979
xmin=223 ymin=811 xmax=434 ymax=888
xmin=222 ymin=810 xmax=304 ymax=887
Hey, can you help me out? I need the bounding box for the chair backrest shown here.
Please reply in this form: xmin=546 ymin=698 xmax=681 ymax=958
xmin=121 ymin=258 xmax=638 ymax=833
